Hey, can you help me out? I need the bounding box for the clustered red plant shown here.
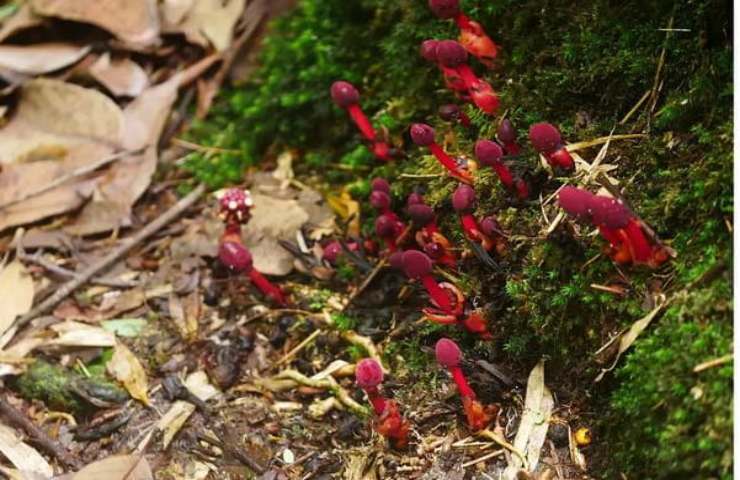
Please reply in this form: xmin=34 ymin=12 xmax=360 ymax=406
xmin=331 ymin=81 xmax=393 ymax=162
xmin=474 ymin=139 xmax=528 ymax=200
xmin=371 ymin=178 xmax=407 ymax=253
xmin=435 ymin=40 xmax=499 ymax=114
xmin=217 ymin=188 xmax=289 ymax=306
xmin=435 ymin=338 xmax=497 ymax=431
xmin=451 ymin=184 xmax=506 ymax=257
xmin=438 ymin=103 xmax=471 ymax=128
xmin=558 ymin=186 xmax=669 ymax=267
xmin=529 ymin=122 xmax=574 ymax=170
xmin=400 ymin=250 xmax=491 ymax=338
xmin=427 ymin=0 xmax=499 ymax=66
xmin=355 ymin=358 xmax=411 ymax=448
xmin=407 ymin=193 xmax=457 ymax=268
xmin=410 ymin=123 xmax=474 ymax=183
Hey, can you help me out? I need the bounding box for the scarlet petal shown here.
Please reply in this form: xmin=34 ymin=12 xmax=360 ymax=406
xmin=462 ymin=396 xmax=492 ymax=431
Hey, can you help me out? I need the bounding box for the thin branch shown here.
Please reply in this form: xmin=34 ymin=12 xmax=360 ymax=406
xmin=12 ymin=184 xmax=206 ymax=331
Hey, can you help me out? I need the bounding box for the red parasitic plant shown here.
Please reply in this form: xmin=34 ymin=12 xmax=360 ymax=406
xmin=420 ymin=39 xmax=469 ymax=96
xmin=330 ymin=81 xmax=392 ymax=162
xmin=427 ymin=0 xmax=499 ymax=65
xmin=321 ymin=240 xmax=360 ymax=266
xmin=558 ymin=186 xmax=669 ymax=267
xmin=375 ymin=213 xmax=405 ymax=253
xmin=219 ymin=188 xmax=253 ymax=237
xmin=496 ymin=118 xmax=521 ymax=155
xmin=474 ymin=139 xmax=529 ymax=200
xmin=406 ymin=196 xmax=457 ymax=268
xmin=355 ymin=358 xmax=410 ymax=448
xmin=400 ymin=250 xmax=457 ymax=314
xmin=438 ymin=103 xmax=472 ymax=128
xmin=435 ymin=338 xmax=494 ymax=431
xmin=218 ymin=240 xmax=289 ymax=306
xmin=410 ymin=123 xmax=473 ymax=183
xmin=529 ymin=122 xmax=574 ymax=170
xmin=435 ymin=40 xmax=499 ymax=114
xmin=451 ymin=184 xmax=495 ymax=252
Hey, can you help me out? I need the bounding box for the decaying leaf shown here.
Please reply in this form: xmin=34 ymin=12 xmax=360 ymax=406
xmin=168 ymin=292 xmax=200 ymax=341
xmin=0 ymin=5 xmax=43 ymax=43
xmin=66 ymin=454 xmax=153 ymax=480
xmin=30 ymin=0 xmax=160 ymax=47
xmin=107 ymin=342 xmax=150 ymax=405
xmin=0 ymin=43 xmax=90 ymax=75
xmin=326 ymin=191 xmax=360 ymax=237
xmin=594 ymin=299 xmax=665 ymax=382
xmin=243 ymin=193 xmax=310 ymax=276
xmin=0 ymin=424 xmax=54 ymax=478
xmin=65 ymin=73 xmax=181 ymax=235
xmin=89 ymin=53 xmax=149 ymax=97
xmin=156 ymin=400 xmax=195 ymax=449
xmin=184 ymin=371 xmax=221 ymax=402
xmin=46 ymin=321 xmax=116 ymax=347
xmin=504 ymin=360 xmax=553 ymax=479
xmin=162 ymin=0 xmax=246 ymax=51
xmin=0 ymin=260 xmax=34 ymax=339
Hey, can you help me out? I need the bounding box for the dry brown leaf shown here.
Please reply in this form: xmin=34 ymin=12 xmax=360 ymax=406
xmin=243 ymin=193 xmax=310 ymax=276
xmin=163 ymin=0 xmax=246 ymax=51
xmin=0 ymin=261 xmax=35 ymax=339
xmin=0 ymin=4 xmax=43 ymax=43
xmin=184 ymin=371 xmax=221 ymax=401
xmin=89 ymin=53 xmax=149 ymax=97
xmin=67 ymin=454 xmax=153 ymax=480
xmin=46 ymin=321 xmax=116 ymax=347
xmin=30 ymin=0 xmax=160 ymax=47
xmin=504 ymin=360 xmax=553 ymax=479
xmin=107 ymin=342 xmax=150 ymax=405
xmin=0 ymin=43 xmax=90 ymax=75
xmin=160 ymin=0 xmax=195 ymax=26
xmin=0 ymin=424 xmax=54 ymax=478
xmin=65 ymin=74 xmax=181 ymax=235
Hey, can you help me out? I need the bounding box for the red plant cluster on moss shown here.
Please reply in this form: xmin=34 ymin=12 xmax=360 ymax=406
xmin=529 ymin=122 xmax=574 ymax=170
xmin=434 ymin=40 xmax=499 ymax=114
xmin=330 ymin=81 xmax=393 ymax=162
xmin=407 ymin=193 xmax=457 ymax=268
xmin=371 ymin=178 xmax=407 ymax=253
xmin=435 ymin=338 xmax=496 ymax=431
xmin=400 ymin=250 xmax=491 ymax=338
xmin=474 ymin=139 xmax=528 ymax=200
xmin=451 ymin=184 xmax=506 ymax=256
xmin=355 ymin=358 xmax=410 ymax=448
xmin=427 ymin=0 xmax=499 ymax=66
xmin=410 ymin=123 xmax=474 ymax=183
xmin=558 ymin=186 xmax=669 ymax=267
xmin=217 ymin=188 xmax=289 ymax=306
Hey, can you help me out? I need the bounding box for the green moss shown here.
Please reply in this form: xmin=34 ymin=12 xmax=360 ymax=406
xmin=16 ymin=361 xmax=82 ymax=412
xmin=188 ymin=0 xmax=732 ymax=475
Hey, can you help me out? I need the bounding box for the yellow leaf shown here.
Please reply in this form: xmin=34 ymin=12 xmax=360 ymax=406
xmin=107 ymin=342 xmax=150 ymax=405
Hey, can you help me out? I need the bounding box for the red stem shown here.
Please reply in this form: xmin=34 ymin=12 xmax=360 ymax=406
xmin=491 ymin=162 xmax=514 ymax=187
xmin=460 ymin=214 xmax=480 ymax=240
xmin=450 ymin=366 xmax=475 ymax=398
xmin=597 ymin=225 xmax=622 ymax=247
xmin=248 ymin=270 xmax=288 ymax=306
xmin=624 ymin=219 xmax=652 ymax=262
xmin=456 ymin=65 xmax=481 ymax=90
xmin=365 ymin=388 xmax=387 ymax=415
xmin=455 ymin=13 xmax=472 ymax=30
xmin=428 ymin=143 xmax=470 ymax=182
xmin=347 ymin=104 xmax=376 ymax=141
xmin=421 ymin=275 xmax=453 ymax=313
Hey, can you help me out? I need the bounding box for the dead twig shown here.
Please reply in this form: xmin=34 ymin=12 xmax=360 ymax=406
xmin=12 ymin=183 xmax=206 ymax=331
xmin=342 ymin=258 xmax=387 ymax=310
xmin=693 ymin=354 xmax=732 ymax=373
xmin=0 ymin=393 xmax=78 ymax=468
xmin=17 ymin=250 xmax=137 ymax=288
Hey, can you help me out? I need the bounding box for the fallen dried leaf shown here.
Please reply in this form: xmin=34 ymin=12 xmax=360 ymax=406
xmin=156 ymin=400 xmax=195 ymax=449
xmin=0 ymin=261 xmax=34 ymax=339
xmin=0 ymin=424 xmax=53 ymax=478
xmin=504 ymin=359 xmax=553 ymax=479
xmin=0 ymin=43 xmax=90 ymax=75
xmin=184 ymin=371 xmax=221 ymax=402
xmin=66 ymin=454 xmax=153 ymax=480
xmin=0 ymin=5 xmax=43 ymax=43
xmin=163 ymin=0 xmax=246 ymax=51
xmin=46 ymin=321 xmax=116 ymax=347
xmin=107 ymin=342 xmax=150 ymax=405
xmin=30 ymin=0 xmax=160 ymax=47
xmin=89 ymin=53 xmax=149 ymax=97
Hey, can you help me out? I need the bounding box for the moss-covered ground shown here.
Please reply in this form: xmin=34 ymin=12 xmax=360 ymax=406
xmin=184 ymin=0 xmax=733 ymax=477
